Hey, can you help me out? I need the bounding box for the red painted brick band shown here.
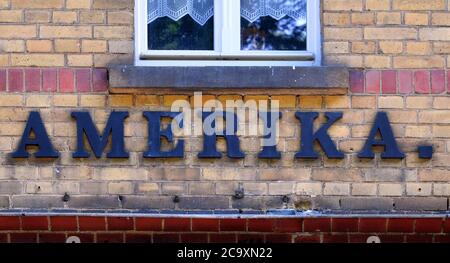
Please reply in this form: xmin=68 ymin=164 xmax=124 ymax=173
xmin=1 ymin=68 xmax=448 ymax=95
xmin=0 ymin=68 xmax=108 ymax=93
xmin=0 ymin=216 xmax=448 ymax=243
xmin=350 ymin=70 xmax=449 ymax=94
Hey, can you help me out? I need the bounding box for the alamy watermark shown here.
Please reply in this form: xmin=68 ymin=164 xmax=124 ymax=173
xmin=169 ymin=92 xmax=281 ymax=147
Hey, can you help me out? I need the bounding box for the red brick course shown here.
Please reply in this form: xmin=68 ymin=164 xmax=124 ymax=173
xmin=351 ymin=70 xmax=449 ymax=94
xmin=0 ymin=68 xmax=108 ymax=93
xmin=0 ymin=216 xmax=447 ymax=243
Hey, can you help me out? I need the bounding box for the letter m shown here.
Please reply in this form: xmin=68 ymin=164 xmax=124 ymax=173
xmin=72 ymin=111 xmax=129 ymax=158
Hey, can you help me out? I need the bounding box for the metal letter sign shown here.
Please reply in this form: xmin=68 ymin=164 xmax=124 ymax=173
xmin=198 ymin=111 xmax=245 ymax=159
xmin=258 ymin=112 xmax=282 ymax=159
xmin=11 ymin=110 xmax=420 ymax=161
xmin=358 ymin=112 xmax=405 ymax=159
xmin=72 ymin=111 xmax=129 ymax=158
xmin=12 ymin=111 xmax=59 ymax=158
xmin=295 ymin=112 xmax=344 ymax=159
xmin=143 ymin=111 xmax=185 ymax=158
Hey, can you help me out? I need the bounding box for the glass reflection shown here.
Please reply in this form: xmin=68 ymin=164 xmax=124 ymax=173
xmin=148 ymin=16 xmax=214 ymax=50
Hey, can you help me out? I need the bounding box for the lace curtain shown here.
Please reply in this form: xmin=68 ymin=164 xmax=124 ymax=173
xmin=148 ymin=0 xmax=214 ymax=25
xmin=148 ymin=0 xmax=307 ymax=25
xmin=241 ymin=0 xmax=307 ymax=23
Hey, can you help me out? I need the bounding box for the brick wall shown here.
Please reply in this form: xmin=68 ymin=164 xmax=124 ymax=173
xmin=0 ymin=0 xmax=133 ymax=68
xmin=0 ymin=0 xmax=450 ymax=242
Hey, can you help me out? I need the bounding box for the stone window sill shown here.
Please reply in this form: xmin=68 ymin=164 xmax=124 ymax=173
xmin=108 ymin=66 xmax=349 ymax=95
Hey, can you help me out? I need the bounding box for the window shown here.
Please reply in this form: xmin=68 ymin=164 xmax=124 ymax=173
xmin=135 ymin=0 xmax=321 ymax=66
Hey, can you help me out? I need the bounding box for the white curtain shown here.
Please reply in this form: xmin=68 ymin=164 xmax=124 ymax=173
xmin=147 ymin=0 xmax=307 ymax=25
xmin=148 ymin=0 xmax=214 ymax=26
xmin=241 ymin=0 xmax=307 ymax=23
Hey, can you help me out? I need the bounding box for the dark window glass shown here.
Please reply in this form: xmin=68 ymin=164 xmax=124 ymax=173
xmin=148 ymin=16 xmax=214 ymax=50
xmin=241 ymin=16 xmax=307 ymax=51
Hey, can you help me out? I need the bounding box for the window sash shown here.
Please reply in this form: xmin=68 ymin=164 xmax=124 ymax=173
xmin=135 ymin=0 xmax=320 ymax=65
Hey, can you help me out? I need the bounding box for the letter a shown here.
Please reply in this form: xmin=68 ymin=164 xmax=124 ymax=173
xmin=12 ymin=111 xmax=59 ymax=158
xmin=358 ymin=112 xmax=405 ymax=159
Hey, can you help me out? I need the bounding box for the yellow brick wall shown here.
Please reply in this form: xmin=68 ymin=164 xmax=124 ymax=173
xmin=0 ymin=0 xmax=449 ymax=210
xmin=323 ymin=0 xmax=450 ymax=69
xmin=0 ymin=0 xmax=133 ymax=67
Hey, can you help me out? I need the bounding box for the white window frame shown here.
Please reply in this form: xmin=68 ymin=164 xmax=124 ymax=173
xmin=135 ymin=0 xmax=321 ymax=66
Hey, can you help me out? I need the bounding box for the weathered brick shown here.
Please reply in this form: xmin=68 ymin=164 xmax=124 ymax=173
xmin=260 ymin=168 xmax=310 ymax=181
xmin=393 ymin=0 xmax=446 ymax=10
xmin=54 ymin=39 xmax=80 ymax=52
xmin=0 ymin=40 xmax=25 ymax=53
xmin=82 ymin=40 xmax=107 ymax=53
xmin=40 ymin=26 xmax=92 ymax=38
xmin=80 ymin=95 xmax=106 ymax=107
xmin=379 ymin=184 xmax=404 ymax=196
xmin=26 ymin=40 xmax=52 ymax=53
xmin=324 ymin=28 xmax=363 ymax=40
xmin=377 ymin=12 xmax=401 ymax=25
xmin=26 ymin=95 xmax=51 ymax=107
xmin=11 ymin=54 xmax=64 ymax=67
xmin=66 ymin=0 xmax=91 ymax=9
xmin=68 ymin=196 xmax=119 ymax=209
xmin=394 ymin=56 xmax=445 ymax=69
xmin=351 ymin=183 xmax=377 ymax=196
xmin=0 ymin=25 xmax=36 ymax=39
xmin=12 ymin=0 xmax=63 ymax=8
xmin=110 ymin=94 xmax=133 ymax=107
xmin=0 ymin=182 xmax=22 ymax=194
xmin=109 ymin=40 xmax=133 ymax=54
xmin=25 ymin=10 xmax=51 ymax=23
xmin=394 ymin=197 xmax=447 ymax=211
xmin=12 ymin=196 xmax=63 ymax=208
xmin=323 ymin=13 xmax=350 ymax=26
xmin=352 ymin=13 xmax=375 ymax=25
xmin=364 ymin=168 xmax=411 ymax=182
xmin=108 ymin=11 xmax=133 ymax=24
xmin=406 ymin=42 xmax=432 ymax=55
xmin=351 ymin=41 xmax=375 ymax=54
xmin=0 ymin=10 xmax=22 ymax=23
xmin=365 ymin=27 xmax=417 ymax=40
xmin=324 ymin=96 xmax=350 ymax=109
xmin=405 ymin=125 xmax=432 ymax=138
xmin=313 ymin=169 xmax=362 ymax=182
xmin=324 ymin=0 xmax=363 ymax=11
xmin=379 ymin=96 xmax=403 ymax=109
xmin=341 ymin=197 xmax=393 ymax=210
xmin=406 ymin=183 xmax=432 ymax=196
xmin=271 ymin=95 xmax=296 ymax=108
xmin=366 ymin=0 xmax=390 ymax=10
xmin=406 ymin=97 xmax=432 ymax=109
xmin=178 ymin=197 xmax=229 ymax=210
xmin=93 ymin=0 xmax=133 ymax=9
xmin=379 ymin=41 xmax=403 ymax=54
xmin=405 ymin=12 xmax=429 ymax=25
xmin=299 ymin=96 xmax=323 ymax=109
xmin=94 ymin=26 xmax=132 ymax=39
xmin=67 ymin=54 xmax=93 ymax=67
xmin=432 ymin=13 xmax=450 ymax=26
xmin=108 ymin=182 xmax=133 ymax=194
xmin=96 ymin=168 xmax=147 ymax=181
xmin=323 ymin=183 xmax=350 ymax=196
xmin=433 ymin=184 xmax=450 ymax=196
xmin=420 ymin=28 xmax=450 ymax=41
xmin=80 ymin=11 xmax=105 ymax=24
xmin=53 ymin=11 xmax=78 ymax=24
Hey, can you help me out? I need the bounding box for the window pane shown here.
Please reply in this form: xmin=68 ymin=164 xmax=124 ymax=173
xmin=147 ymin=0 xmax=214 ymax=50
xmin=241 ymin=0 xmax=307 ymax=51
